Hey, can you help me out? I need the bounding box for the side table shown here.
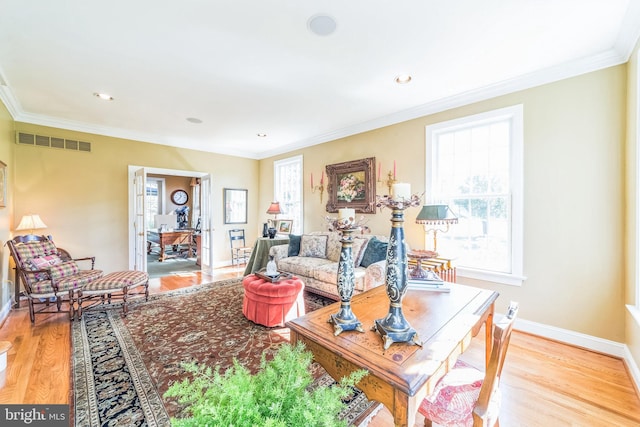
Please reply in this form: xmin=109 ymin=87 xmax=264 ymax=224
xmin=243 ymin=237 xmax=289 ymax=275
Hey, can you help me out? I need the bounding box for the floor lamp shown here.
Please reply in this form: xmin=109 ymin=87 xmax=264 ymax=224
xmin=415 ymin=205 xmax=458 ymax=252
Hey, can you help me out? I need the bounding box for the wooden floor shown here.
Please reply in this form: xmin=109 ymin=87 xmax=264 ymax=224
xmin=1 ymin=266 xmax=639 ymax=426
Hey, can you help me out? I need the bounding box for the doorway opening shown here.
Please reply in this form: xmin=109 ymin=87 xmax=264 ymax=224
xmin=128 ymin=165 xmax=211 ymax=279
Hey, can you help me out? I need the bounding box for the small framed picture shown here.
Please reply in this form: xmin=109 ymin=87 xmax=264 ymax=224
xmin=277 ymin=219 xmax=293 ymax=234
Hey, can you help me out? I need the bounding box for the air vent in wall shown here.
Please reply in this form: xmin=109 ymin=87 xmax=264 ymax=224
xmin=15 ymin=132 xmax=91 ymax=152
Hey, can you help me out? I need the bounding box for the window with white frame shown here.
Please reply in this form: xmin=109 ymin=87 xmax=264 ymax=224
xmin=274 ymin=155 xmax=303 ymax=234
xmin=145 ymin=177 xmax=166 ymax=229
xmin=426 ymin=105 xmax=524 ymax=286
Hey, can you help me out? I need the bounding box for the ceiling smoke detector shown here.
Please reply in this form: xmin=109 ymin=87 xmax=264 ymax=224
xmin=308 ymin=14 xmax=337 ymax=36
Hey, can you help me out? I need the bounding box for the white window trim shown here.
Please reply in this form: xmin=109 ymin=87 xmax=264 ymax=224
xmin=425 ymin=104 xmax=525 ymax=286
xmin=274 ymin=155 xmax=304 ymax=234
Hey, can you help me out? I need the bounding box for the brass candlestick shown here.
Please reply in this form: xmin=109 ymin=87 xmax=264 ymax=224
xmin=312 ymin=182 xmax=325 ymax=203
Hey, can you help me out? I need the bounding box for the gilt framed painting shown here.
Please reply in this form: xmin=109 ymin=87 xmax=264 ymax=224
xmin=326 ymin=157 xmax=376 ymax=213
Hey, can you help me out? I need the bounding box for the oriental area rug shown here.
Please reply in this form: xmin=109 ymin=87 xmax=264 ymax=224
xmin=71 ymin=278 xmax=381 ymax=426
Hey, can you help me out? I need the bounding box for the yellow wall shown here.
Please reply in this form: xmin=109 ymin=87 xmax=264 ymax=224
xmin=626 ymin=41 xmax=640 ymax=372
xmin=261 ymin=65 xmax=627 ymax=342
xmin=3 ymin=61 xmax=636 ymax=354
xmin=0 ymin=99 xmax=14 ymax=313
xmin=12 ymin=123 xmax=260 ymax=274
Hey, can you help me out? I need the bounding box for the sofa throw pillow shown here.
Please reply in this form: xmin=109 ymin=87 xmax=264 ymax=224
xmin=360 ymin=237 xmax=388 ymax=267
xmin=299 ymin=234 xmax=328 ymax=258
xmin=352 ymin=237 xmax=369 ymax=267
xmin=288 ymin=234 xmax=302 ymax=257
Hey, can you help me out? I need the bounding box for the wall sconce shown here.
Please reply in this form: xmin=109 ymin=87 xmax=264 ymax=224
xmin=377 ymin=160 xmax=397 ymax=195
xmin=416 ymin=205 xmax=458 ymax=252
xmin=310 ymin=171 xmax=325 ymax=203
xmin=16 ymin=214 xmax=48 ymax=235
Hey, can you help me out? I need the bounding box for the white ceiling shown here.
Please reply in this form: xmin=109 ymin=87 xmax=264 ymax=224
xmin=1 ymin=1 xmax=639 ymax=160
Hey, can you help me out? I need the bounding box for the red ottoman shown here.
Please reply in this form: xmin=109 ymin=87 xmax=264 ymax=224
xmin=242 ymin=274 xmax=305 ymax=327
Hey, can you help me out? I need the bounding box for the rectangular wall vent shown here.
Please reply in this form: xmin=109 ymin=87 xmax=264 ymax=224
xmin=15 ymin=132 xmax=92 ymax=153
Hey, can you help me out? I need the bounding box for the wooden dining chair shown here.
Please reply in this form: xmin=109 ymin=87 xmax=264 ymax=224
xmin=419 ymin=301 xmax=519 ymax=427
xmin=229 ymin=229 xmax=252 ymax=267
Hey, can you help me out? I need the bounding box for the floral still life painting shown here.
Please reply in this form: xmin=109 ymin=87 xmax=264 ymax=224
xmin=337 ymin=172 xmax=366 ymax=203
xmin=326 ymin=157 xmax=376 ymax=214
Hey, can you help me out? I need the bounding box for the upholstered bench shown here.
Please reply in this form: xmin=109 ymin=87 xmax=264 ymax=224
xmin=242 ymin=274 xmax=305 ymax=327
xmin=76 ymin=270 xmax=149 ymax=318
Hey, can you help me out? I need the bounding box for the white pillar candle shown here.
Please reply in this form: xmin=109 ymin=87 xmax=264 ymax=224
xmin=392 ymin=183 xmax=411 ymax=201
xmin=338 ymin=208 xmax=355 ymax=221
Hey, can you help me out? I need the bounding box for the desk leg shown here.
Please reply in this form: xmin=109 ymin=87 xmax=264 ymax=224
xmin=159 ymin=245 xmax=166 ymax=262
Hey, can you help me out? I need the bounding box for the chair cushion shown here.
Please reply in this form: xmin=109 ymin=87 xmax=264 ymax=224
xmin=14 ymin=240 xmax=58 ymax=260
xmin=299 ymin=234 xmax=328 ymax=258
xmin=56 ymin=269 xmax=104 ymax=292
xmin=49 ymin=261 xmax=80 ymax=281
xmin=419 ymin=360 xmax=483 ymax=426
xmin=419 ymin=359 xmax=502 ymax=427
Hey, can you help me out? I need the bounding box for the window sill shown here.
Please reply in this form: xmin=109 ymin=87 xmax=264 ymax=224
xmin=457 ymin=267 xmax=526 ymax=287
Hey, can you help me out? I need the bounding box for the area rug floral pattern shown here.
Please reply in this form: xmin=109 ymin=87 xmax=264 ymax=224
xmin=71 ymin=279 xmax=381 ymax=426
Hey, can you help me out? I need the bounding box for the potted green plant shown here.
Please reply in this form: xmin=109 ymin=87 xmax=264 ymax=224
xmin=164 ymin=342 xmax=368 ymax=427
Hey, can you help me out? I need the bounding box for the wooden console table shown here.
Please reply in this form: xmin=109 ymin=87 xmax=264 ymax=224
xmin=147 ymin=230 xmax=194 ymax=262
xmin=287 ymin=283 xmax=498 ymax=427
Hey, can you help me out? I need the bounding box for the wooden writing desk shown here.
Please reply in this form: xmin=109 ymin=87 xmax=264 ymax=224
xmin=147 ymin=230 xmax=193 ymax=262
xmin=287 ymin=283 xmax=498 ymax=427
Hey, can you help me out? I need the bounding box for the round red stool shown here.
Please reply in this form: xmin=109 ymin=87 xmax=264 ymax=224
xmin=242 ymin=274 xmax=305 ymax=327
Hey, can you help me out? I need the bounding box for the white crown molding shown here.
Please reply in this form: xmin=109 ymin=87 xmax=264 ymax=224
xmin=260 ymin=48 xmax=628 ymax=160
xmin=2 ymin=43 xmax=636 ymax=161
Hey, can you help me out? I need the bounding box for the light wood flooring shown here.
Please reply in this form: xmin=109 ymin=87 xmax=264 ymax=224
xmin=1 ymin=266 xmax=639 ymax=426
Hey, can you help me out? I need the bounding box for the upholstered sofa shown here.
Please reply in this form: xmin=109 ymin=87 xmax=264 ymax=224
xmin=268 ymin=231 xmax=389 ymax=300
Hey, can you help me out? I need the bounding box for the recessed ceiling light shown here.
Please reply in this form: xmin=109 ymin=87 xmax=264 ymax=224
xmin=308 ymin=14 xmax=337 ymax=36
xmin=93 ymin=92 xmax=114 ymax=101
xmin=186 ymin=117 xmax=202 ymax=124
xmin=257 ymin=133 xmax=267 ymax=138
xmin=395 ymin=74 xmax=412 ymax=84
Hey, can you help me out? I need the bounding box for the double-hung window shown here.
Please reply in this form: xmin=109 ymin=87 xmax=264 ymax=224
xmin=274 ymin=155 xmax=303 ymax=234
xmin=426 ymin=105 xmax=525 ymax=286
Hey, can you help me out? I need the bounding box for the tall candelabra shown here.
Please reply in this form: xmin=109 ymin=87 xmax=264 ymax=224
xmin=373 ymin=193 xmax=423 ymax=350
xmin=328 ymin=227 xmax=364 ymax=335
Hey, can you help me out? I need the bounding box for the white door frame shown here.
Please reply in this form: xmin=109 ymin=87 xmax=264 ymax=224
xmin=127 ymin=165 xmax=210 ymax=270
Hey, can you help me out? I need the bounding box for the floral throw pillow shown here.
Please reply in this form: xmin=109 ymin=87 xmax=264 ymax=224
xmin=26 ymin=255 xmax=63 ymax=280
xmin=299 ymin=235 xmax=328 ymax=258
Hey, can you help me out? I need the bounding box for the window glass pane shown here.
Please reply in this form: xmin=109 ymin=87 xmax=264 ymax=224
xmin=428 ymin=105 xmax=523 ymax=283
xmin=274 ymin=156 xmax=303 ymax=234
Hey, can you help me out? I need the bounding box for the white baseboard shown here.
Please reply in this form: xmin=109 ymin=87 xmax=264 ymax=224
xmin=0 ymin=299 xmax=12 ymax=326
xmin=514 ymin=317 xmax=640 ymax=393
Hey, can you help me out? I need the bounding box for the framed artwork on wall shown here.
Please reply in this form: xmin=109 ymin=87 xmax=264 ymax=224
xmin=0 ymin=161 xmax=6 ymax=208
xmin=223 ymin=188 xmax=248 ymax=224
xmin=326 ymin=157 xmax=376 ymax=213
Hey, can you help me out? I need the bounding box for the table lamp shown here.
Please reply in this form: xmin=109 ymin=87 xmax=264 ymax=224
xmin=16 ymin=214 xmax=48 ymax=235
xmin=266 ymin=202 xmax=282 ymax=239
xmin=415 ymin=205 xmax=458 ymax=252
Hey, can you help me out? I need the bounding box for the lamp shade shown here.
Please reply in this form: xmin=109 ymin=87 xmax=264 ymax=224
xmin=416 ymin=205 xmax=458 ymax=225
xmin=266 ymin=202 xmax=282 ymax=215
xmin=16 ymin=214 xmax=48 ymax=233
